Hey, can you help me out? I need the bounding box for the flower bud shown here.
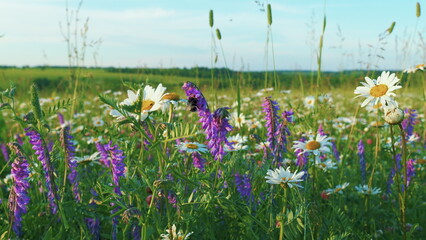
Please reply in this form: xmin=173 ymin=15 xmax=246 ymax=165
xmin=383 ymin=107 xmax=404 ymax=125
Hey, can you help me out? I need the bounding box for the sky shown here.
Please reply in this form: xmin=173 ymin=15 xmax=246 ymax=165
xmin=0 ymin=0 xmax=424 ymax=71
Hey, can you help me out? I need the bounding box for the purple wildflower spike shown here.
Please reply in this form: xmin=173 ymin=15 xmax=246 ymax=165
xmin=60 ymin=126 xmax=80 ymax=202
xmin=209 ymin=107 xmax=233 ymax=161
xmin=182 ymin=81 xmax=213 ymax=137
xmin=295 ymin=137 xmax=308 ymax=167
xmin=96 ymin=142 xmax=111 ymax=168
xmin=331 ymin=141 xmax=340 ymax=162
xmin=15 ymin=134 xmax=24 ymax=146
xmin=386 ymin=154 xmax=402 ymax=194
xmin=357 ymin=140 xmax=367 ymax=184
xmin=1 ymin=143 xmax=9 ymax=162
xmin=97 ymin=141 xmax=126 ymax=195
xmin=8 ymin=143 xmax=30 ymax=237
xmin=234 ymin=173 xmax=252 ymax=202
xmin=25 ymin=127 xmax=59 ymax=214
xmin=317 ymin=123 xmax=325 ymax=136
xmin=85 ymin=217 xmax=101 ymax=240
xmin=57 ymin=113 xmax=65 ymax=125
xmin=191 ymin=152 xmax=206 ymax=172
xmin=406 ymin=159 xmax=416 ymax=187
xmin=401 ymin=108 xmax=417 ymax=139
xmin=275 ymin=110 xmax=294 ymax=162
xmin=262 ymin=97 xmax=280 ymax=155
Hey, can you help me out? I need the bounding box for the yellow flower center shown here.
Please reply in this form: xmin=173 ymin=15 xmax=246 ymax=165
xmin=334 ymin=188 xmax=342 ymax=193
xmin=373 ymin=103 xmax=382 ymax=109
xmin=142 ymin=100 xmax=155 ymax=111
xmin=229 ymin=140 xmax=238 ymax=144
xmin=369 ymin=84 xmax=388 ymax=97
xmin=281 ymin=177 xmax=289 ymax=182
xmin=161 ymin=93 xmax=180 ymax=101
xmin=306 ymin=140 xmax=321 ymax=150
xmin=185 ymin=143 xmax=199 ymax=149
xmin=415 ymin=63 xmax=424 ymax=69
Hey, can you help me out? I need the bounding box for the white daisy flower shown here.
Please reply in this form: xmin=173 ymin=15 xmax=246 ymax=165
xmin=265 ymin=166 xmax=305 ymax=188
xmin=355 ymin=184 xmax=382 ymax=195
xmin=92 ymin=117 xmax=104 ymax=127
xmin=225 ymin=134 xmax=248 ymax=152
xmin=315 ymin=159 xmax=337 ymax=172
xmin=325 ymin=182 xmax=350 ymax=195
xmin=403 ymin=63 xmax=424 ymax=73
xmin=177 ymin=142 xmax=208 ymax=154
xmin=246 ymin=118 xmax=262 ymax=130
xmin=304 ymin=96 xmax=315 ymax=109
xmin=75 ymin=152 xmax=101 ymax=164
xmin=87 ymin=136 xmax=103 ymax=144
xmin=160 ymin=224 xmax=193 ymax=240
xmin=120 ymin=89 xmax=140 ymax=106
xmin=141 ymin=83 xmax=167 ymax=121
xmin=354 ymin=71 xmax=401 ymax=108
xmin=160 ymin=92 xmax=185 ymax=113
xmin=292 ymin=134 xmax=333 ymax=158
xmin=230 ymin=112 xmax=246 ymax=128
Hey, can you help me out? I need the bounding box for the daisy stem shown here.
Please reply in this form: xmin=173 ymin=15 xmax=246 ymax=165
xmin=368 ymin=110 xmax=380 ymax=188
xmin=279 ymin=187 xmax=287 ymax=240
xmin=390 ymin=125 xmax=404 ymax=238
xmin=398 ymin=123 xmax=408 ymax=240
xmin=167 ymin=104 xmax=173 ymax=123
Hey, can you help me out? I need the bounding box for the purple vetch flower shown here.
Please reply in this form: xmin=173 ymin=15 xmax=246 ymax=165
xmin=262 ymin=97 xmax=280 ymax=158
xmin=234 ymin=173 xmax=252 ymax=202
xmin=406 ymin=159 xmax=416 ymax=187
xmin=386 ymin=154 xmax=402 ymax=194
xmin=8 ymin=143 xmax=30 ymax=237
xmin=1 ymin=143 xmax=9 ymax=162
xmin=15 ymin=134 xmax=24 ymax=146
xmin=209 ymin=107 xmax=233 ymax=161
xmin=332 ymin=141 xmax=340 ymax=162
xmin=57 ymin=113 xmax=65 ymax=125
xmin=96 ymin=141 xmax=126 ymax=196
xmin=317 ymin=123 xmax=326 ymax=136
xmin=357 ymin=140 xmax=367 ymax=184
xmin=167 ymin=191 xmax=178 ymax=208
xmin=25 ymin=127 xmax=59 ymax=214
xmin=401 ymin=108 xmax=417 ymax=139
xmin=182 ymin=82 xmax=213 ymax=135
xmin=295 ymin=138 xmax=308 ymax=167
xmin=141 ymin=121 xmax=153 ymax=148
xmin=60 ymin=126 xmax=80 ymax=202
xmin=275 ymin=110 xmax=294 ymax=162
xmin=96 ymin=142 xmax=111 ymax=168
xmin=85 ymin=217 xmax=101 ymax=240
xmin=191 ymin=152 xmax=206 ymax=172
xmin=131 ymin=223 xmax=141 ymax=240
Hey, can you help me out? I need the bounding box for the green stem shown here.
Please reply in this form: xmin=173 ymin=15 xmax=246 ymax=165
xmin=398 ymin=124 xmax=408 ymax=240
xmin=368 ymin=110 xmax=380 ymax=187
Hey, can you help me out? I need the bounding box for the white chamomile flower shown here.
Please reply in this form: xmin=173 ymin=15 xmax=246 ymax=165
xmin=355 ymin=184 xmax=382 ymax=195
xmin=225 ymin=134 xmax=248 ymax=152
xmin=325 ymin=182 xmax=350 ymax=195
xmin=315 ymin=159 xmax=337 ymax=172
xmin=177 ymin=142 xmax=208 ymax=154
xmin=120 ymin=89 xmax=140 ymax=106
xmin=230 ymin=112 xmax=246 ymax=128
xmin=265 ymin=166 xmax=305 ymax=188
xmin=292 ymin=134 xmax=333 ymax=158
xmin=160 ymin=224 xmax=193 ymax=240
xmin=304 ymin=96 xmax=315 ymax=109
xmin=354 ymin=71 xmax=401 ymax=108
xmin=141 ymin=83 xmax=167 ymax=121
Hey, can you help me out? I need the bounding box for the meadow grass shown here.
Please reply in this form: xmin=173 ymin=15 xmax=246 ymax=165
xmin=0 ymin=67 xmax=424 ymax=239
